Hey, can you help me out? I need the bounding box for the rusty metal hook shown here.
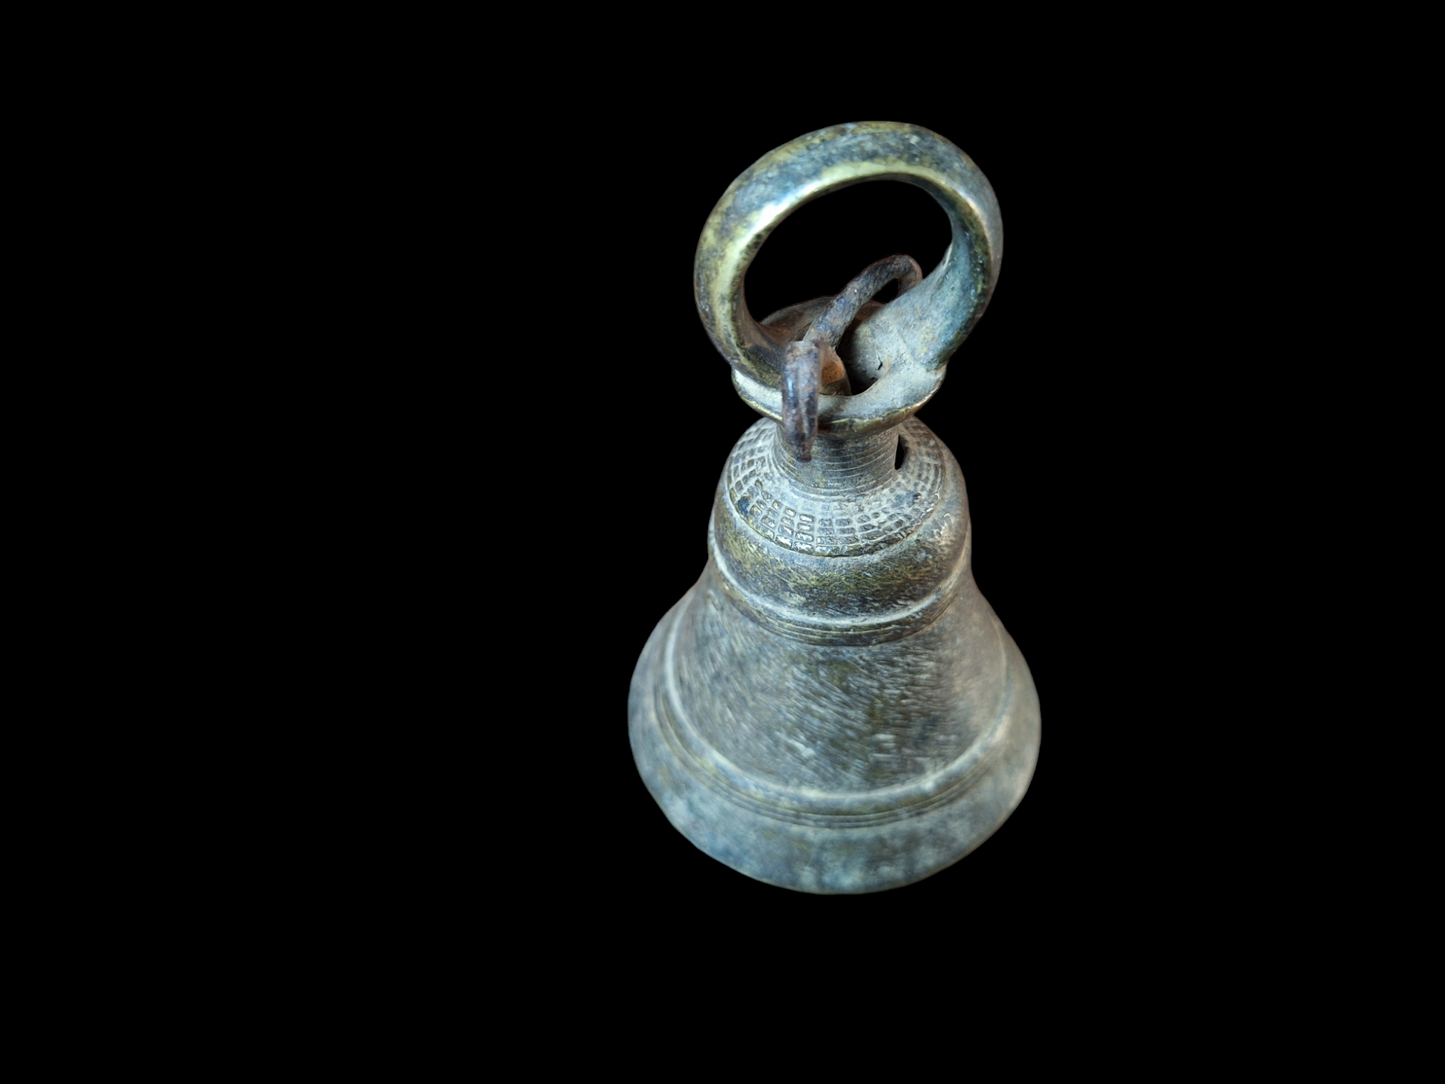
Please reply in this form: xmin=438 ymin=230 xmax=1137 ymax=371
xmin=780 ymin=255 xmax=922 ymax=460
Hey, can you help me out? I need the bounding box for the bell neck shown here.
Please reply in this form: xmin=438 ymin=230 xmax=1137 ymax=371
xmin=771 ymin=423 xmax=900 ymax=495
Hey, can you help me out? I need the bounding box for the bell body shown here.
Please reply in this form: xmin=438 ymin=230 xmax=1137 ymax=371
xmin=629 ymin=415 xmax=1040 ymax=893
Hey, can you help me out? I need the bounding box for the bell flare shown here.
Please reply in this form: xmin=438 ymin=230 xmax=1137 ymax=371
xmin=629 ymin=571 xmax=1038 ymax=894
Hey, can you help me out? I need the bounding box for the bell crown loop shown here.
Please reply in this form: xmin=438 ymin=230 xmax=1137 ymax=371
xmin=694 ymin=121 xmax=1003 ymax=439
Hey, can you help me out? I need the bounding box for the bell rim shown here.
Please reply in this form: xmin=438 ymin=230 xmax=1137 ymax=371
xmin=628 ymin=586 xmax=1041 ymax=895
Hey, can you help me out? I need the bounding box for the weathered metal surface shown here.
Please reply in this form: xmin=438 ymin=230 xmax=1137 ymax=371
xmin=629 ymin=122 xmax=1039 ymax=894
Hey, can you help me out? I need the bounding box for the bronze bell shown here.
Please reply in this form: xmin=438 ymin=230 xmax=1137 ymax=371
xmin=629 ymin=121 xmax=1040 ymax=894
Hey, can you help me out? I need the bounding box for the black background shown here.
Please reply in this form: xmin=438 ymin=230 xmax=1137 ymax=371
xmin=358 ymin=98 xmax=1219 ymax=939
xmin=252 ymin=48 xmax=1369 ymax=963
xmin=493 ymin=104 xmax=1197 ymax=927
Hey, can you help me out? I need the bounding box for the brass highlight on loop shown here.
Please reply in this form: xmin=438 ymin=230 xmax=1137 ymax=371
xmin=694 ymin=121 xmax=1003 ymax=437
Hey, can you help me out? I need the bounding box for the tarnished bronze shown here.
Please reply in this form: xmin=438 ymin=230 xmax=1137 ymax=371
xmin=629 ymin=122 xmax=1040 ymax=894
